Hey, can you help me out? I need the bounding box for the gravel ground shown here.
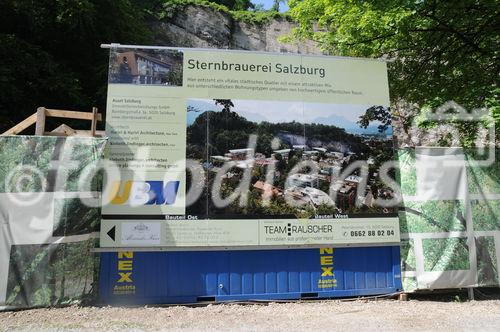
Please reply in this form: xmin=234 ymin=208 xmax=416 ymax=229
xmin=1 ymin=300 xmax=500 ymax=331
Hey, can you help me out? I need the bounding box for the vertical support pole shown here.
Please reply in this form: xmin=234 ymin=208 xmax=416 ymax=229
xmin=0 ymin=225 xmax=12 ymax=309
xmin=35 ymin=107 xmax=46 ymax=136
xmin=90 ymin=107 xmax=98 ymax=137
xmin=467 ymin=287 xmax=475 ymax=300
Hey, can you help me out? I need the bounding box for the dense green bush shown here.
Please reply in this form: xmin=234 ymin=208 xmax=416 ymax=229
xmin=0 ymin=0 xmax=152 ymax=133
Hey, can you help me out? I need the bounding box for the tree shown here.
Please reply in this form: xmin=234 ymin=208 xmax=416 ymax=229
xmin=212 ymin=0 xmax=254 ymax=11
xmin=357 ymin=106 xmax=392 ymax=133
xmin=288 ymin=0 xmax=499 ymax=146
xmin=271 ymin=0 xmax=286 ymax=12
xmin=165 ymin=66 xmax=183 ymax=86
xmin=214 ymin=99 xmax=235 ymax=112
xmin=274 ymin=153 xmax=287 ymax=174
xmin=0 ymin=0 xmax=152 ymax=133
xmin=0 ymin=34 xmax=86 ymax=131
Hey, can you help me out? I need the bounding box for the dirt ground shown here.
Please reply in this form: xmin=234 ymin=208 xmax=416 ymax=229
xmin=1 ymin=299 xmax=500 ymax=331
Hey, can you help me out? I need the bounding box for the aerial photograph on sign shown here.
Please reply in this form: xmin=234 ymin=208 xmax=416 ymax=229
xmin=186 ymin=98 xmax=395 ymax=218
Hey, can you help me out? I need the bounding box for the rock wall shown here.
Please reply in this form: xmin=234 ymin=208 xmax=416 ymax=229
xmin=151 ymin=5 xmax=322 ymax=54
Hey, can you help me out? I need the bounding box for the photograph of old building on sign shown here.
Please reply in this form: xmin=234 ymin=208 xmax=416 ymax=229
xmin=108 ymin=48 xmax=183 ymax=86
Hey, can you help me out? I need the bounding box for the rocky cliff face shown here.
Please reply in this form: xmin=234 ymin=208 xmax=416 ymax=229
xmin=151 ymin=5 xmax=322 ymax=54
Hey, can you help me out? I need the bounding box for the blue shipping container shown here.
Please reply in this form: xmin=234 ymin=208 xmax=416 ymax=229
xmin=100 ymin=246 xmax=401 ymax=304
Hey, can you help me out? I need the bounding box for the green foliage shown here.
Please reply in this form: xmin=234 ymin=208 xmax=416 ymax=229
xmin=465 ymin=149 xmax=500 ymax=194
xmin=215 ymin=0 xmax=255 ymax=11
xmin=400 ymin=200 xmax=465 ymax=234
xmin=166 ymin=66 xmax=183 ymax=86
xmin=53 ymin=198 xmax=101 ymax=236
xmin=148 ymin=0 xmax=206 ymax=20
xmin=0 ymin=0 xmax=152 ymax=133
xmin=63 ymin=140 xmax=106 ymax=192
xmin=231 ymin=9 xmax=286 ymax=25
xmin=0 ymin=136 xmax=106 ymax=193
xmin=402 ymin=277 xmax=417 ymax=292
xmin=358 ymin=106 xmax=392 ymax=133
xmin=0 ymin=137 xmax=56 ymax=192
xmin=0 ymin=34 xmax=85 ymax=131
xmin=1 ymin=137 xmax=104 ymax=308
xmin=396 ymin=149 xmax=416 ymax=196
xmin=6 ymin=240 xmax=97 ymax=307
xmin=476 ymin=236 xmax=498 ymax=286
xmin=32 ymin=285 xmax=52 ymax=306
xmin=6 ymin=248 xmax=49 ymax=305
xmin=151 ymin=0 xmax=286 ymax=25
xmin=488 ymin=89 xmax=500 ymax=132
xmin=288 ymin=0 xmax=499 ymax=146
xmin=423 ymin=238 xmax=470 ymax=272
xmin=271 ymin=0 xmax=286 ymax=12
xmin=400 ymin=239 xmax=416 ymax=271
xmin=471 ymin=200 xmax=500 ymax=231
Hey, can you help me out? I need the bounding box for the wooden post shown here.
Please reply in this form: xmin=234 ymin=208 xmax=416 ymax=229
xmin=35 ymin=107 xmax=46 ymax=136
xmin=90 ymin=107 xmax=98 ymax=137
xmin=467 ymin=288 xmax=475 ymax=300
xmin=398 ymin=293 xmax=408 ymax=301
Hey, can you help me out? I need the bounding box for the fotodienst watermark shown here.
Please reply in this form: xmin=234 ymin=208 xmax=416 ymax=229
xmin=2 ymin=102 xmax=495 ymax=219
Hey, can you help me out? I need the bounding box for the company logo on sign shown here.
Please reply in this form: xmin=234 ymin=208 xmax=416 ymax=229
xmin=318 ymin=247 xmax=337 ymax=289
xmin=264 ymin=223 xmax=334 ymax=236
xmin=113 ymin=251 xmax=136 ymax=295
xmin=109 ymin=181 xmax=180 ymax=205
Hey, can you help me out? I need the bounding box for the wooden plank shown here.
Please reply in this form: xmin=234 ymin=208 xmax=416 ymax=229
xmin=1 ymin=113 xmax=37 ymax=136
xmin=90 ymin=107 xmax=98 ymax=137
xmin=45 ymin=129 xmax=106 ymax=137
xmin=45 ymin=109 xmax=102 ymax=121
xmin=74 ymin=130 xmax=106 ymax=137
xmin=43 ymin=131 xmax=69 ymax=137
xmin=35 ymin=107 xmax=46 ymax=136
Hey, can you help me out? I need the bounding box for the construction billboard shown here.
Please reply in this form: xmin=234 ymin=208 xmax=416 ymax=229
xmin=100 ymin=45 xmax=400 ymax=249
